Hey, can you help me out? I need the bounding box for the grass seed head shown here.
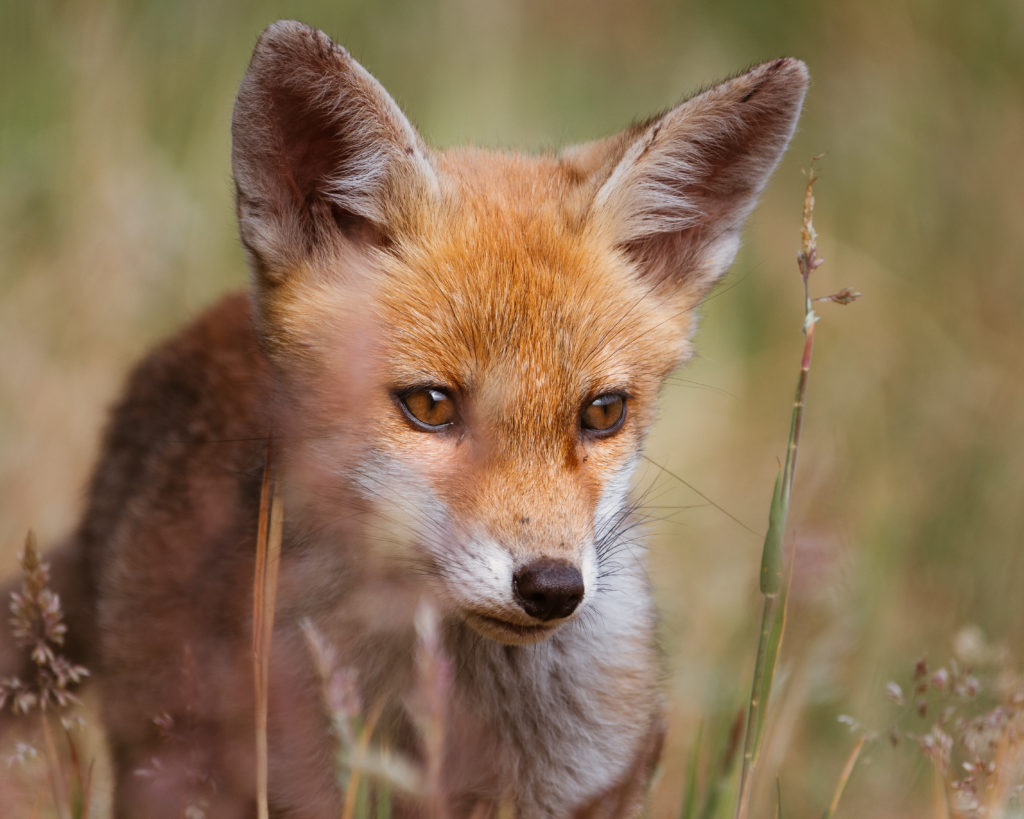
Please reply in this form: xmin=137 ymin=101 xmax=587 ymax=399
xmin=0 ymin=532 xmax=89 ymax=715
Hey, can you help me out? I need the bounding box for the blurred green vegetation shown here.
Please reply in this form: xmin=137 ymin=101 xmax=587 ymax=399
xmin=2 ymin=0 xmax=1023 ymax=816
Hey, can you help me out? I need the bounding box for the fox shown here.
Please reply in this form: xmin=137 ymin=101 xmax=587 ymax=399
xmin=0 ymin=20 xmax=807 ymax=819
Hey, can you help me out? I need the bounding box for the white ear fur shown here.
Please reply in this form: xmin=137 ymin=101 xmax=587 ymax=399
xmin=232 ymin=21 xmax=438 ymax=279
xmin=573 ymin=58 xmax=809 ymax=299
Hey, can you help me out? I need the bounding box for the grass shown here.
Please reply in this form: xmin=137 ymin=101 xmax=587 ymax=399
xmin=253 ymin=444 xmax=284 ymax=819
xmin=881 ymin=641 xmax=1024 ymax=816
xmin=676 ymin=162 xmax=867 ymax=819
xmin=735 ymin=160 xmax=861 ymax=818
xmin=0 ymin=535 xmax=91 ymax=818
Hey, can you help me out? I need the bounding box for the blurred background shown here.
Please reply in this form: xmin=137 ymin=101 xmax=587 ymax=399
xmin=2 ymin=0 xmax=1022 ymax=815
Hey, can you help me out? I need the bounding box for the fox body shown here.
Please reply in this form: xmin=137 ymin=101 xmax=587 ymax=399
xmin=1 ymin=21 xmax=807 ymax=818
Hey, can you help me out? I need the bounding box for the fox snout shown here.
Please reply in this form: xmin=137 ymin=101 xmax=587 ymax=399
xmin=513 ymin=558 xmax=584 ymax=621
xmin=454 ymin=530 xmax=593 ymax=645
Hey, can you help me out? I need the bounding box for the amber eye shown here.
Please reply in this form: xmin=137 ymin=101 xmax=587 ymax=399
xmin=581 ymin=393 xmax=627 ymax=436
xmin=398 ymin=387 xmax=457 ymax=431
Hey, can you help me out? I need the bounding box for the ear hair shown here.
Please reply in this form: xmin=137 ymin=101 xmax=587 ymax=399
xmin=232 ymin=21 xmax=437 ymax=281
xmin=565 ymin=58 xmax=809 ymax=301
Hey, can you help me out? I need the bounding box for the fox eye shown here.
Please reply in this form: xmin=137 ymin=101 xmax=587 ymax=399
xmin=398 ymin=387 xmax=457 ymax=431
xmin=581 ymin=393 xmax=627 ymax=437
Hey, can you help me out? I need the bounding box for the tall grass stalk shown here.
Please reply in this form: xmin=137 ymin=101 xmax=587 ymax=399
xmin=821 ymin=734 xmax=865 ymax=819
xmin=253 ymin=444 xmax=284 ymax=819
xmin=65 ymin=727 xmax=93 ymax=819
xmin=697 ymin=709 xmax=744 ymax=819
xmin=340 ymin=701 xmax=386 ymax=819
xmin=735 ymin=160 xmax=852 ymax=819
xmin=680 ymin=720 xmax=704 ymax=819
xmin=40 ymin=711 xmax=70 ymax=819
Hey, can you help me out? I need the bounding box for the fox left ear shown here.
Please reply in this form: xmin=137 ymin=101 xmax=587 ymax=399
xmin=565 ymin=59 xmax=808 ymax=302
xmin=232 ymin=21 xmax=437 ymax=282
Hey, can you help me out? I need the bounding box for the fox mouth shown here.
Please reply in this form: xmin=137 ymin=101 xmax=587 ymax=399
xmin=465 ymin=612 xmax=558 ymax=645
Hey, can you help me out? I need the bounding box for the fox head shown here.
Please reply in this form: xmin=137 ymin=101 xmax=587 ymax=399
xmin=232 ymin=21 xmax=807 ymax=646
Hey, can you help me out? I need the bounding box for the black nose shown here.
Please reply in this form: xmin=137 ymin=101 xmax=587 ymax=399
xmin=513 ymin=559 xmax=584 ymax=621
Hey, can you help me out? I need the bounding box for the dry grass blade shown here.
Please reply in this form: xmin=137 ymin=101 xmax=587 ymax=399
xmin=40 ymin=713 xmax=70 ymax=819
xmin=75 ymin=759 xmax=94 ymax=819
xmin=821 ymin=734 xmax=865 ymax=819
xmin=253 ymin=444 xmax=284 ymax=819
xmin=65 ymin=725 xmax=93 ymax=819
xmin=341 ymin=699 xmax=387 ymax=819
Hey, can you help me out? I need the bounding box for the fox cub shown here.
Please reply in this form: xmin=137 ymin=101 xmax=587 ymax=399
xmin=1 ymin=20 xmax=806 ymax=818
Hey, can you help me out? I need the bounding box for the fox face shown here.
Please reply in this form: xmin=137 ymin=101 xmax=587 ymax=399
xmin=232 ymin=23 xmax=807 ymax=652
xmin=264 ymin=153 xmax=696 ymax=647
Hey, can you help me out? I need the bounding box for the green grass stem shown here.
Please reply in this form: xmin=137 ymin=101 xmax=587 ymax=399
xmin=680 ymin=720 xmax=704 ymax=819
xmin=734 ymin=163 xmax=825 ymax=819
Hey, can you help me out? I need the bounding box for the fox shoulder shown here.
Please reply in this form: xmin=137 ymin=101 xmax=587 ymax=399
xmin=77 ymin=292 xmax=271 ymax=587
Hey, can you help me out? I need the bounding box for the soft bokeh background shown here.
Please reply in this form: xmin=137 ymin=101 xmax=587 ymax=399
xmin=2 ymin=0 xmax=1022 ymax=815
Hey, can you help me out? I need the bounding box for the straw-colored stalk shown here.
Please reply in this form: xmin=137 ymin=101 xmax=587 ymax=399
xmin=40 ymin=712 xmax=70 ymax=819
xmin=253 ymin=444 xmax=284 ymax=819
xmin=340 ymin=701 xmax=387 ymax=819
xmin=64 ymin=724 xmax=93 ymax=819
xmin=821 ymin=734 xmax=866 ymax=819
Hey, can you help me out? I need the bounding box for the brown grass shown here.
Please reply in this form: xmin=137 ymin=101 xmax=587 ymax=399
xmin=253 ymin=445 xmax=284 ymax=819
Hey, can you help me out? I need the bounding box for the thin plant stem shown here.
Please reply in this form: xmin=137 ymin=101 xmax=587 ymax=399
xmin=65 ymin=726 xmax=93 ymax=819
xmin=822 ymin=734 xmax=865 ymax=819
xmin=698 ymin=707 xmax=744 ymax=819
xmin=341 ymin=700 xmax=386 ymax=819
xmin=254 ymin=444 xmax=284 ymax=819
xmin=735 ymin=161 xmax=825 ymax=819
xmin=40 ymin=712 xmax=70 ymax=819
xmin=736 ymin=546 xmax=794 ymax=818
xmin=680 ymin=720 xmax=704 ymax=819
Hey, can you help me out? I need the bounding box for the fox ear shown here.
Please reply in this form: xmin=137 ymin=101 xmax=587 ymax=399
xmin=566 ymin=59 xmax=808 ymax=302
xmin=232 ymin=21 xmax=437 ymax=280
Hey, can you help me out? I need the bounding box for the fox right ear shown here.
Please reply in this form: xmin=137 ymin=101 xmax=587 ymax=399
xmin=232 ymin=21 xmax=437 ymax=280
xmin=565 ymin=59 xmax=808 ymax=305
